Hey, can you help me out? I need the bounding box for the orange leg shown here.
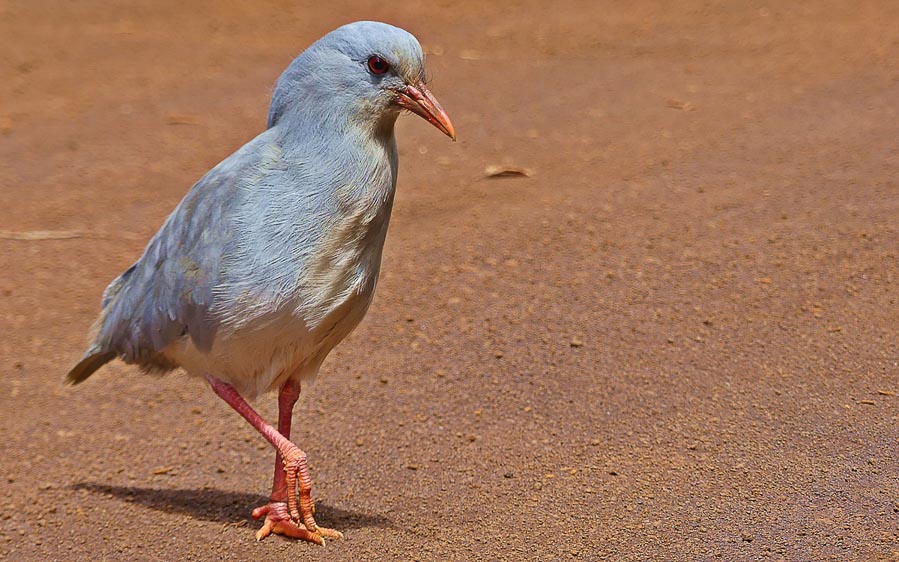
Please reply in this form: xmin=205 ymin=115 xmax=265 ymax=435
xmin=206 ymin=375 xmax=342 ymax=544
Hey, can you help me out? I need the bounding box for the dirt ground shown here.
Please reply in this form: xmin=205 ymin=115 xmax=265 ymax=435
xmin=1 ymin=1 xmax=897 ymax=560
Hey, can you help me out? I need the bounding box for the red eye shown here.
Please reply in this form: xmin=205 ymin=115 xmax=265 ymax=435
xmin=367 ymin=55 xmax=389 ymax=75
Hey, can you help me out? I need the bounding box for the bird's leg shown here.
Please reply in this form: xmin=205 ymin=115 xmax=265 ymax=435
xmin=205 ymin=375 xmax=342 ymax=544
xmin=249 ymin=380 xmax=341 ymax=541
xmin=248 ymin=379 xmax=299 ymax=540
xmin=270 ymin=379 xmax=301 ymax=503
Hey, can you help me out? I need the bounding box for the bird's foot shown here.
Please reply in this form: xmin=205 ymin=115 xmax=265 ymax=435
xmin=251 ymin=445 xmax=342 ymax=545
xmin=278 ymin=446 xmax=343 ymax=544
xmin=251 ymin=500 xmax=341 ymax=544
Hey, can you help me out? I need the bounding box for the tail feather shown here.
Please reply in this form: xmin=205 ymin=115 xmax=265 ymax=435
xmin=66 ymin=348 xmax=116 ymax=385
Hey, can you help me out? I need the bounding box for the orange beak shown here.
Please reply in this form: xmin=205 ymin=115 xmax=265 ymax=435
xmin=395 ymin=81 xmax=456 ymax=140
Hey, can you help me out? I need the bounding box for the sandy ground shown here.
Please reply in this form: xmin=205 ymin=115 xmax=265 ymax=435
xmin=1 ymin=1 xmax=897 ymax=560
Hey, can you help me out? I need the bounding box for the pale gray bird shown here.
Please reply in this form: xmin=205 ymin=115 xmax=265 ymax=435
xmin=67 ymin=21 xmax=454 ymax=544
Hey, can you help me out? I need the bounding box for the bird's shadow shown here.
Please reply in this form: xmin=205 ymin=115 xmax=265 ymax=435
xmin=71 ymin=482 xmax=393 ymax=531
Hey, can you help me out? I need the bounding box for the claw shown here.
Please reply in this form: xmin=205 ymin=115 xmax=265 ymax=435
xmin=255 ymin=518 xmax=274 ymax=542
xmin=320 ymin=527 xmax=344 ymax=539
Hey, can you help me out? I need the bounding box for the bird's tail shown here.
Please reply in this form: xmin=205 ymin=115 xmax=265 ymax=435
xmin=66 ymin=264 xmax=136 ymax=385
xmin=66 ymin=345 xmax=116 ymax=385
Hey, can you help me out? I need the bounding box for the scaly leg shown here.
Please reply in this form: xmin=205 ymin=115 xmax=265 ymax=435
xmin=206 ymin=375 xmax=342 ymax=544
xmin=250 ymin=380 xmax=341 ymax=541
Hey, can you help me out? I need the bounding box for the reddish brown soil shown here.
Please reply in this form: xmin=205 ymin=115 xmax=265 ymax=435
xmin=1 ymin=1 xmax=897 ymax=560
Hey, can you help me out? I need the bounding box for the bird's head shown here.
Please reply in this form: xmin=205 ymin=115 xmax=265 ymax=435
xmin=268 ymin=21 xmax=455 ymax=141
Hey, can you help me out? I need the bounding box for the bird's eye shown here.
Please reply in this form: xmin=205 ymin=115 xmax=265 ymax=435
xmin=367 ymin=55 xmax=389 ymax=75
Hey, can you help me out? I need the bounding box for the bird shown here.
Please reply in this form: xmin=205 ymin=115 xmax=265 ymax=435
xmin=66 ymin=21 xmax=454 ymax=545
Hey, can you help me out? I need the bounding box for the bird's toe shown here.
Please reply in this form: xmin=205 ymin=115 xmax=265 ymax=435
xmin=250 ymin=500 xmax=335 ymax=545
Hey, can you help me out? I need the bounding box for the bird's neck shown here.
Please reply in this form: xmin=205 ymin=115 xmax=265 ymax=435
xmin=367 ymin=110 xmax=400 ymax=142
xmin=276 ymin=105 xmax=399 ymax=150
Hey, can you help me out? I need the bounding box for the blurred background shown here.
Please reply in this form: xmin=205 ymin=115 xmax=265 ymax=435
xmin=1 ymin=1 xmax=897 ymax=560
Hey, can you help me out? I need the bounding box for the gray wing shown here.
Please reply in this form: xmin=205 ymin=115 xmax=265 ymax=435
xmin=67 ymin=133 xmax=273 ymax=384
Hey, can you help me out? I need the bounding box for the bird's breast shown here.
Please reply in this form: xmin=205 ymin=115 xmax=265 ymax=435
xmin=299 ymin=178 xmax=394 ymax=326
